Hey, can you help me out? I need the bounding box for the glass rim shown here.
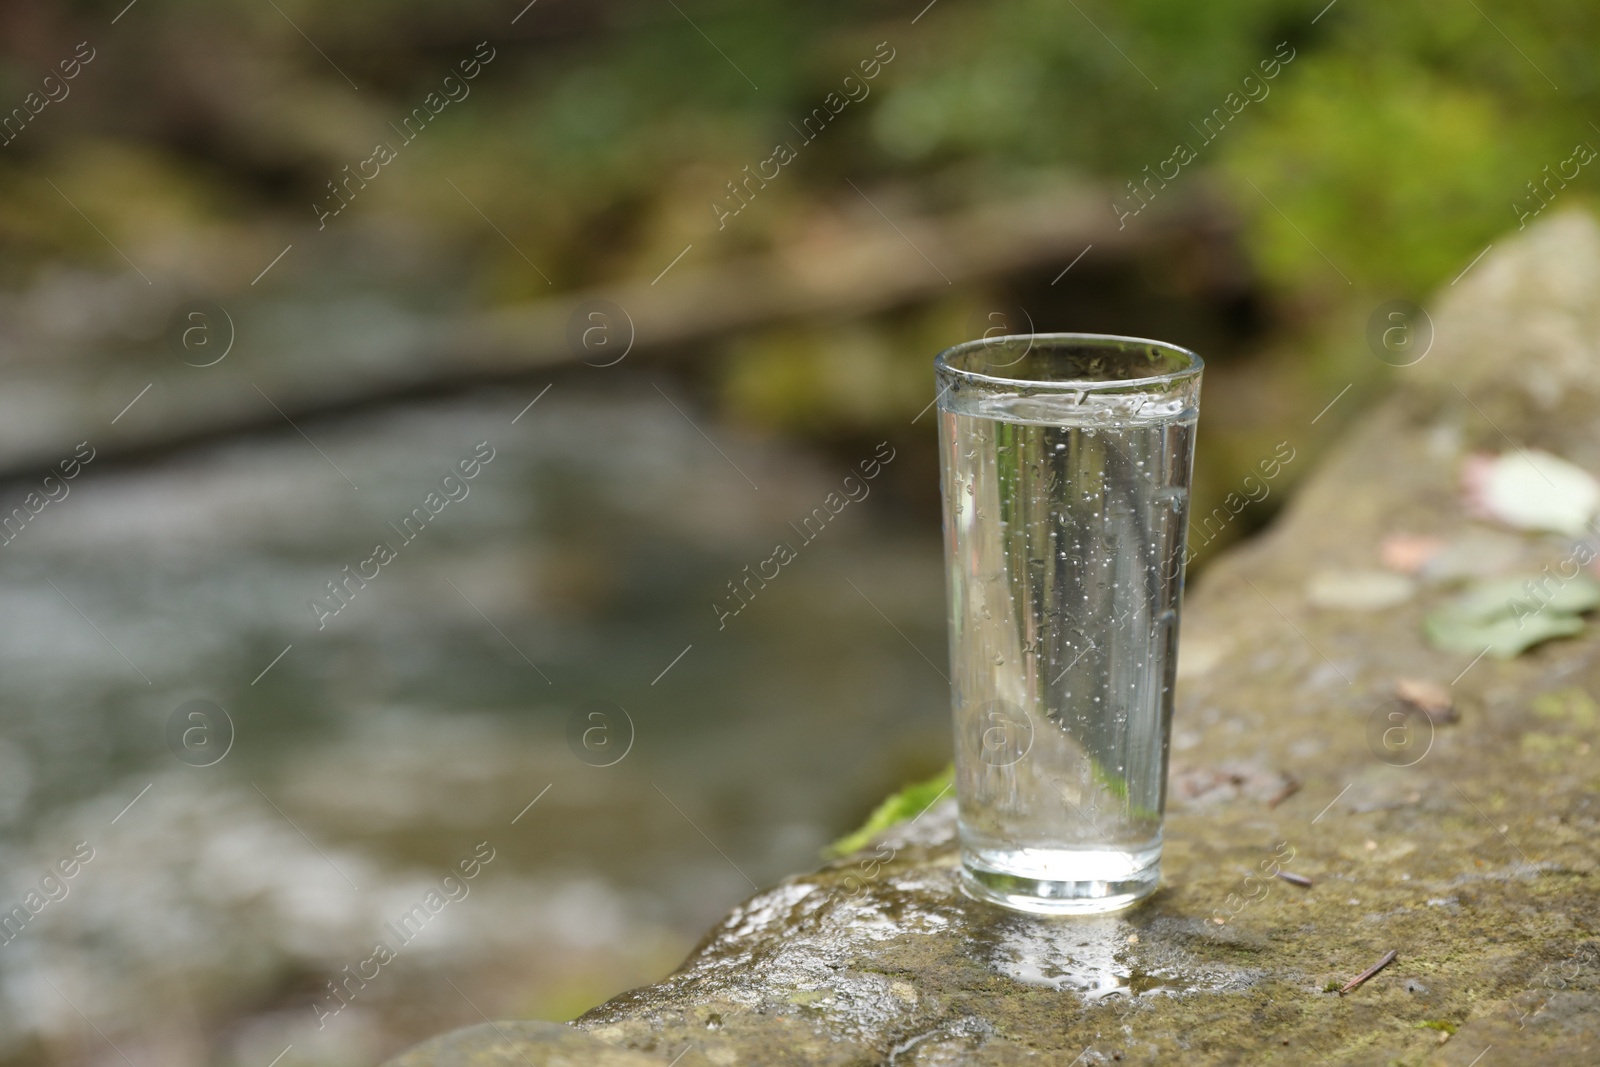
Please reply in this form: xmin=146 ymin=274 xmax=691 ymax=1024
xmin=933 ymin=331 xmax=1204 ymax=393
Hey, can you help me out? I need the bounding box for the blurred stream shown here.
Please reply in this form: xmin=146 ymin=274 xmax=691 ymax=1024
xmin=0 ymin=381 xmax=950 ymax=1067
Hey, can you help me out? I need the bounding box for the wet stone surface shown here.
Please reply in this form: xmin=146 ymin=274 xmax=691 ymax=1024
xmin=388 ymin=215 xmax=1600 ymax=1064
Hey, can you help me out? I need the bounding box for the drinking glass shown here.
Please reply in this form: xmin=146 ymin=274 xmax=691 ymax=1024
xmin=936 ymin=333 xmax=1202 ymax=914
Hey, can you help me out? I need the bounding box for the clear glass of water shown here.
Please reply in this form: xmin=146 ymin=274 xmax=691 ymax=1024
xmin=935 ymin=333 xmax=1202 ymax=914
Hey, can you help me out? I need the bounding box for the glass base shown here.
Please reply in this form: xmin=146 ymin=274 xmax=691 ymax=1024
xmin=959 ymin=843 xmax=1161 ymax=915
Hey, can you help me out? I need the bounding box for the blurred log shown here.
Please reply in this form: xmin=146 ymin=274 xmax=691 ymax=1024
xmin=0 ymin=181 xmax=1233 ymax=485
xmin=459 ymin=181 xmax=1231 ymax=365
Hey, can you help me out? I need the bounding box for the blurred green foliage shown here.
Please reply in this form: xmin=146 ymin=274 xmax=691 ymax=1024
xmin=0 ymin=0 xmax=1592 ymax=298
xmin=0 ymin=0 xmax=1593 ymax=553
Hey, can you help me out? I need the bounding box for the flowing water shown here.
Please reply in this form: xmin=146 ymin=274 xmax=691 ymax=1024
xmin=0 ymin=385 xmax=950 ymax=1067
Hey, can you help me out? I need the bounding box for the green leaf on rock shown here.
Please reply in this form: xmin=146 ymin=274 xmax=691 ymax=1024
xmin=1447 ymin=576 xmax=1600 ymax=621
xmin=1424 ymin=574 xmax=1600 ymax=658
xmin=1425 ymin=611 xmax=1585 ymax=658
xmin=826 ymin=764 xmax=952 ymax=858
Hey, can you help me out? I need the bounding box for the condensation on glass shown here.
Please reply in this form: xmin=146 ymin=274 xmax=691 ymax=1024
xmin=936 ymin=333 xmax=1202 ymax=914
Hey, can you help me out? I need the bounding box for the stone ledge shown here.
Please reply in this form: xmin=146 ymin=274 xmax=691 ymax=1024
xmin=387 ymin=212 xmax=1600 ymax=1066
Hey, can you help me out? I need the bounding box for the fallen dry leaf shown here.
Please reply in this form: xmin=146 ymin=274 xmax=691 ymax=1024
xmin=1395 ymin=678 xmax=1458 ymax=723
xmin=1380 ymin=533 xmax=1447 ymax=575
xmin=1306 ymin=569 xmax=1416 ymax=610
xmin=1169 ymin=761 xmax=1297 ymax=809
xmin=1462 ymin=449 xmax=1600 ymax=537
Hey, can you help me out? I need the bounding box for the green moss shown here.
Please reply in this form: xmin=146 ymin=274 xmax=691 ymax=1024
xmin=1533 ymin=687 xmax=1598 ymax=727
xmin=1416 ymin=1020 xmax=1459 ymax=1034
xmin=826 ymin=764 xmax=953 ymax=858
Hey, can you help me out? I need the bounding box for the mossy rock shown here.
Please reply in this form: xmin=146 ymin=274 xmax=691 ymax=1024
xmin=387 ymin=214 xmax=1600 ymax=1065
